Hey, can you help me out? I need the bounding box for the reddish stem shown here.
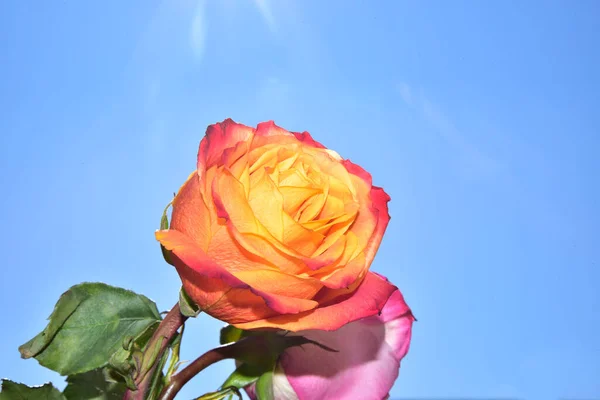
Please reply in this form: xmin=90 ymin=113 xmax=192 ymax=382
xmin=158 ymin=344 xmax=234 ymax=400
xmin=123 ymin=303 xmax=188 ymax=400
xmin=158 ymin=336 xmax=269 ymax=400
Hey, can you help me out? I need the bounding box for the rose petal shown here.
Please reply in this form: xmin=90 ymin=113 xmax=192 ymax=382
xmin=342 ymin=159 xmax=373 ymax=187
xmin=156 ymin=229 xmax=318 ymax=317
xmin=378 ymin=290 xmax=415 ymax=360
xmin=247 ymin=167 xmax=285 ymax=241
xmin=255 ymin=120 xmax=295 ymax=138
xmin=314 ymin=252 xmax=365 ymax=290
xmin=197 ymin=119 xmax=255 ymax=180
xmin=278 ymin=287 xmax=414 ymax=400
xmin=292 ymin=130 xmax=327 ymax=149
xmin=206 ymin=225 xmax=282 ymax=273
xmin=213 ymin=169 xmax=319 ymax=261
xmin=233 ymin=269 xmax=322 ymax=300
xmin=279 ymin=186 xmax=323 ymax=216
xmin=364 ymin=186 xmax=392 ymax=267
xmin=231 ymin=230 xmax=309 ymax=275
xmin=212 ymin=168 xmax=262 ymax=235
xmin=211 ymin=185 xmax=311 ymax=275
xmin=170 ymin=172 xmax=212 ymax=252
xmin=176 ymin=262 xmax=276 ymax=324
xmin=234 ymin=272 xmax=396 ymax=332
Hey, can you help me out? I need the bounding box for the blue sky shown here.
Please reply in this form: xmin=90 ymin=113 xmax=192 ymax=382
xmin=1 ymin=1 xmax=599 ymax=399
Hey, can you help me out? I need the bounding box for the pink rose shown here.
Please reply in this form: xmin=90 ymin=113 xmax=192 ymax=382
xmin=245 ymin=286 xmax=414 ymax=399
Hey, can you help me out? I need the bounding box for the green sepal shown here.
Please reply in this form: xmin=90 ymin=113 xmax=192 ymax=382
xmin=159 ymin=202 xmax=174 ymax=266
xmin=19 ymin=283 xmax=162 ymax=376
xmin=219 ymin=325 xmax=244 ymax=345
xmin=179 ymin=287 xmax=201 ymax=317
xmin=103 ymin=367 xmax=137 ymax=391
xmin=106 ymin=350 xmax=137 ymax=390
xmin=0 ymin=379 xmax=65 ymax=400
xmin=144 ymin=347 xmax=169 ymax=400
xmin=221 ymin=362 xmax=269 ymax=390
xmin=165 ymin=328 xmax=183 ymax=379
xmin=107 ymin=317 xmax=160 ymax=387
xmin=255 ymin=366 xmax=275 ymax=400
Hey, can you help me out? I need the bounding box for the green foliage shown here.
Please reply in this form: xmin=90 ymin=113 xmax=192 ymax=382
xmin=62 ymin=369 xmax=126 ymax=400
xmin=0 ymin=380 xmax=65 ymax=400
xmin=19 ymin=283 xmax=161 ymax=376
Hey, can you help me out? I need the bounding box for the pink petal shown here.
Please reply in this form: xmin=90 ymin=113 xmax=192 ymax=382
xmin=276 ymin=287 xmax=414 ymax=400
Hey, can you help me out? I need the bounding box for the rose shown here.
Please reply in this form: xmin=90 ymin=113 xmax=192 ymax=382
xmin=156 ymin=119 xmax=394 ymax=331
xmin=244 ymin=285 xmax=415 ymax=400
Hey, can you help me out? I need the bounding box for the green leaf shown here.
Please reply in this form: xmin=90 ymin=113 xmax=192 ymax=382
xmin=179 ymin=287 xmax=201 ymax=317
xmin=19 ymin=283 xmax=162 ymax=376
xmin=0 ymin=379 xmax=65 ymax=400
xmin=62 ymin=369 xmax=126 ymax=400
xmin=221 ymin=363 xmax=266 ymax=390
xmin=219 ymin=325 xmax=244 ymax=345
xmin=255 ymin=368 xmax=274 ymax=400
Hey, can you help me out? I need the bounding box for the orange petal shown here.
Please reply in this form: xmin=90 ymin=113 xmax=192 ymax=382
xmin=177 ymin=261 xmax=276 ymax=324
xmin=282 ymin=211 xmax=325 ymax=256
xmin=363 ymin=186 xmax=392 ymax=267
xmin=314 ymin=252 xmax=366 ymax=289
xmin=249 ymin=145 xmax=281 ymax=175
xmin=343 ymin=159 xmax=391 ymax=268
xmin=234 ymin=272 xmax=398 ymax=332
xmin=342 ymin=159 xmax=373 ymax=187
xmin=247 ymin=168 xmax=285 ymax=241
xmin=279 ymin=186 xmax=322 ymax=216
xmin=310 ymin=205 xmax=358 ymax=257
xmin=302 ymin=234 xmax=347 ymax=271
xmin=234 ymin=231 xmax=309 ymax=275
xmin=212 ymin=168 xmax=261 ymax=235
xmin=292 ymin=130 xmax=326 ymax=149
xmin=207 ymin=225 xmax=280 ymax=273
xmin=197 ymin=119 xmax=255 ymax=180
xmin=156 ymin=229 xmax=317 ymax=315
xmin=222 ymin=140 xmax=251 ymax=192
xmin=233 ymin=269 xmax=322 ymax=300
xmin=170 ymin=172 xmax=212 ymax=252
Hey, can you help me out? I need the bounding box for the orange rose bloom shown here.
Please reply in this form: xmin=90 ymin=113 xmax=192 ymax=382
xmin=156 ymin=119 xmax=395 ymax=331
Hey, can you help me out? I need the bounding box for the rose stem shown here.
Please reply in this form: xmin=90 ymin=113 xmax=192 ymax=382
xmin=158 ymin=344 xmax=236 ymax=400
xmin=123 ymin=303 xmax=188 ymax=400
xmin=158 ymin=335 xmax=270 ymax=400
